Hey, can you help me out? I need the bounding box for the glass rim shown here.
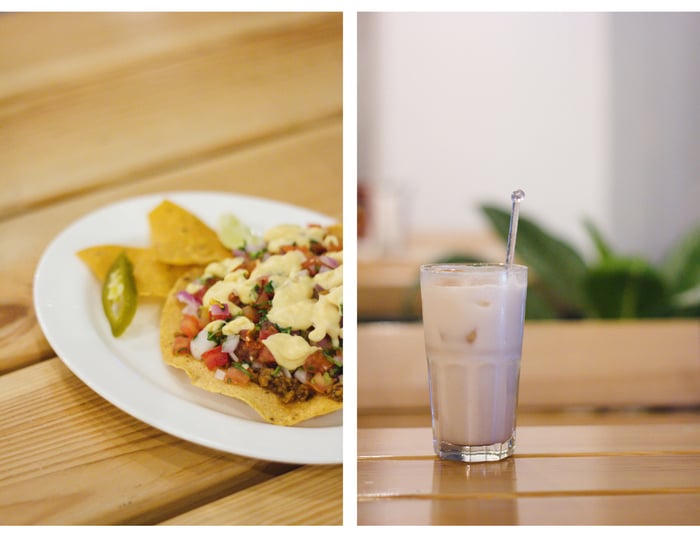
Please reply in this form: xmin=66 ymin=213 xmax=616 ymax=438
xmin=420 ymin=262 xmax=527 ymax=272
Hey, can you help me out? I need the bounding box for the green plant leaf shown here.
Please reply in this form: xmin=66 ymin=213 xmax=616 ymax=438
xmin=582 ymin=258 xmax=671 ymax=318
xmin=481 ymin=205 xmax=588 ymax=314
xmin=583 ymin=218 xmax=614 ymax=262
xmin=670 ymin=284 xmax=700 ymax=317
xmin=659 ymin=223 xmax=700 ymax=295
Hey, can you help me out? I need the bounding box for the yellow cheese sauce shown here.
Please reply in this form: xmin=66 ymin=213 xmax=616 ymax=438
xmin=190 ymin=235 xmax=342 ymax=368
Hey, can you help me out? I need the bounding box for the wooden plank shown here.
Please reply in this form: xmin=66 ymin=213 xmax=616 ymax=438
xmin=357 ymin=425 xmax=700 ymax=525
xmin=0 ymin=122 xmax=341 ymax=373
xmin=358 ymin=320 xmax=700 ymax=410
xmin=358 ymin=494 xmax=700 ymax=525
xmin=0 ymin=13 xmax=318 ymax=99
xmin=161 ymin=465 xmax=343 ymax=525
xmin=358 ymin=424 xmax=700 ymax=459
xmin=0 ymin=357 xmax=303 ymax=524
xmin=358 ymin=455 xmax=700 ymax=498
xmin=0 ymin=12 xmax=341 ymax=217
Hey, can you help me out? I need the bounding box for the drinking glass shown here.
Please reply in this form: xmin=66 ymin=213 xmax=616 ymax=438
xmin=420 ymin=263 xmax=528 ymax=462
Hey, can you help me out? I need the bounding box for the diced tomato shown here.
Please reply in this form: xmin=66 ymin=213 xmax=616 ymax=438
xmin=193 ymin=277 xmax=218 ymax=304
xmin=172 ymin=335 xmax=191 ymax=356
xmin=258 ymin=320 xmax=279 ymax=341
xmin=304 ymin=351 xmax=333 ymax=375
xmin=257 ymin=344 xmax=277 ymax=366
xmin=179 ymin=314 xmax=201 ymax=338
xmin=280 ymin=244 xmax=309 ymax=255
xmin=301 ymin=256 xmax=321 ymax=276
xmin=202 ymin=346 xmax=229 ymax=370
xmin=309 ymin=372 xmax=333 ymax=394
xmin=224 ymin=366 xmax=251 ymax=386
xmin=241 ymin=305 xmax=259 ymax=323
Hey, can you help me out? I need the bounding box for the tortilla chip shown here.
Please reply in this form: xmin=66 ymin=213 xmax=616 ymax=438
xmin=160 ymin=271 xmax=342 ymax=426
xmin=77 ymin=245 xmax=199 ymax=298
xmin=149 ymin=200 xmax=231 ymax=265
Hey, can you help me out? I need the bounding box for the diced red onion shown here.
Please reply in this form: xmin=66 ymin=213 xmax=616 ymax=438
xmin=176 ymin=290 xmax=201 ymax=307
xmin=318 ymin=335 xmax=331 ymax=347
xmin=294 ymin=369 xmax=308 ymax=384
xmin=281 ymin=366 xmax=291 ymax=378
xmin=177 ymin=290 xmax=201 ymax=316
xmin=214 ymin=369 xmax=226 ymax=380
xmin=190 ymin=329 xmax=216 ymax=360
xmin=210 ymin=302 xmax=229 ymax=319
xmin=232 ymin=248 xmax=247 ymax=257
xmin=221 ymin=334 xmax=239 ymax=354
xmin=319 ymin=255 xmax=339 ymax=269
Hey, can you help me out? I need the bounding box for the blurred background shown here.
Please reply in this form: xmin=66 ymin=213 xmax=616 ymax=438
xmin=357 ymin=12 xmax=700 ymax=322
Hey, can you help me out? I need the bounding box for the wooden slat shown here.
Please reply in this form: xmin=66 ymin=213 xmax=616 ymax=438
xmin=358 ymin=424 xmax=700 ymax=459
xmin=358 ymin=494 xmax=700 ymax=525
xmin=0 ymin=122 xmax=341 ymax=373
xmin=0 ymin=358 xmax=306 ymax=524
xmin=359 ymin=455 xmax=700 ymax=496
xmin=0 ymin=12 xmax=341 ymax=217
xmin=357 ymin=425 xmax=700 ymax=525
xmin=161 ymin=465 xmax=343 ymax=525
xmin=0 ymin=13 xmax=317 ymax=99
xmin=358 ymin=320 xmax=700 ymax=411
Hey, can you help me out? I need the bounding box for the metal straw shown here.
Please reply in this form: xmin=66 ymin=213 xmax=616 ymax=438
xmin=505 ymin=189 xmax=525 ymax=265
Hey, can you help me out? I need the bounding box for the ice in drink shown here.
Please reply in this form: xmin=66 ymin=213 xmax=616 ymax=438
xmin=420 ymin=263 xmax=527 ymax=462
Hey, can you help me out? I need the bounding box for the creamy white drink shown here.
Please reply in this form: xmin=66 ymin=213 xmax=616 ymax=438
xmin=420 ymin=263 xmax=527 ymax=462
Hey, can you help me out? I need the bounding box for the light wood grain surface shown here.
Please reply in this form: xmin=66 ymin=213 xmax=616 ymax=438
xmin=0 ymin=12 xmax=342 ymax=525
xmin=358 ymin=424 xmax=700 ymax=525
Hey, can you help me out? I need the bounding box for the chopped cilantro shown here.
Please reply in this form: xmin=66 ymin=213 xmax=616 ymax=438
xmin=233 ymin=363 xmax=253 ymax=378
xmin=207 ymin=329 xmax=224 ymax=344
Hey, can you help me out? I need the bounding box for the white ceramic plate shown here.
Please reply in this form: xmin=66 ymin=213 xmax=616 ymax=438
xmin=33 ymin=191 xmax=342 ymax=465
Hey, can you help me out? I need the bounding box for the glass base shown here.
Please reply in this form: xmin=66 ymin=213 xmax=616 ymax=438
xmin=434 ymin=434 xmax=515 ymax=462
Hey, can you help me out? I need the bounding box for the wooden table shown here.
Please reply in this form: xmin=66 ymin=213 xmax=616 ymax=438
xmin=358 ymin=423 xmax=700 ymax=525
xmin=0 ymin=12 xmax=342 ymax=525
xmin=357 ymin=321 xmax=700 ymax=525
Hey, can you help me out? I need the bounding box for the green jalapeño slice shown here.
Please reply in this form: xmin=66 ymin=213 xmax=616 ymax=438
xmin=102 ymin=251 xmax=138 ymax=337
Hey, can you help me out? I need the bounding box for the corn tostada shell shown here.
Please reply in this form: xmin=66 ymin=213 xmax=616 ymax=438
xmin=159 ymin=270 xmax=342 ymax=426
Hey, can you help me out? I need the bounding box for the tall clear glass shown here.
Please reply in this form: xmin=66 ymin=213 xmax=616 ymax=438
xmin=420 ymin=263 xmax=528 ymax=462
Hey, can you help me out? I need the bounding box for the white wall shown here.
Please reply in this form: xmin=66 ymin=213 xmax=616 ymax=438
xmin=358 ymin=12 xmax=700 ymax=263
xmin=610 ymin=13 xmax=700 ymax=263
